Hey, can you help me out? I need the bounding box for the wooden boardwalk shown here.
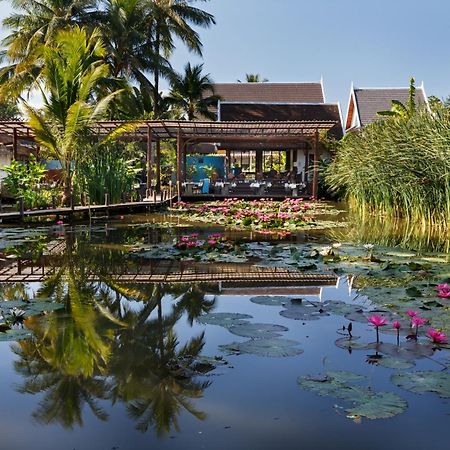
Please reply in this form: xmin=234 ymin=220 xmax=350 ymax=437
xmin=0 ymin=255 xmax=337 ymax=286
xmin=0 ymin=195 xmax=176 ymax=222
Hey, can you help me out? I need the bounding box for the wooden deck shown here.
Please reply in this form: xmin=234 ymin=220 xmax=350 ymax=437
xmin=0 ymin=254 xmax=337 ymax=286
xmin=0 ymin=195 xmax=176 ymax=223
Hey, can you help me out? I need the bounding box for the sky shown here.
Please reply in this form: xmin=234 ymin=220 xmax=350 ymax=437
xmin=1 ymin=0 xmax=450 ymax=114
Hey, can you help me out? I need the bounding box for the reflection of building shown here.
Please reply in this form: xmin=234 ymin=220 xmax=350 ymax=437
xmin=344 ymin=83 xmax=429 ymax=132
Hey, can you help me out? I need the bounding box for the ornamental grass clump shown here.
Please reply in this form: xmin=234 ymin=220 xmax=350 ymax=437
xmin=326 ymin=107 xmax=450 ymax=228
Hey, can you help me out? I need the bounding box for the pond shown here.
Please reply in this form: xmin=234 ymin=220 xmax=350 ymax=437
xmin=0 ymin=209 xmax=449 ymax=450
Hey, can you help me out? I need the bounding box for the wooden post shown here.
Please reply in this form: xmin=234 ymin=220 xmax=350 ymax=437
xmin=176 ymin=129 xmax=182 ymax=202
xmin=13 ymin=128 xmax=18 ymax=160
xmin=104 ymin=193 xmax=109 ymax=206
xmin=169 ymin=181 xmax=173 ymax=207
xmin=146 ymin=125 xmax=153 ymax=198
xmin=312 ymin=131 xmax=319 ymax=199
xmin=156 ymin=139 xmax=161 ymax=192
xmin=18 ymin=197 xmax=24 ymax=221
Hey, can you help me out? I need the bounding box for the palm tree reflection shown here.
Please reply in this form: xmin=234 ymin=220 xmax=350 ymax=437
xmin=11 ymin=232 xmax=217 ymax=434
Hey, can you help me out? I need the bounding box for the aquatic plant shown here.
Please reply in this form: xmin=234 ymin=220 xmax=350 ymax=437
xmin=326 ymin=107 xmax=450 ymax=228
xmin=171 ymin=198 xmax=340 ymax=232
xmin=436 ymin=283 xmax=450 ymax=298
xmin=368 ymin=315 xmax=388 ymax=342
xmin=393 ymin=321 xmax=401 ymax=344
xmin=426 ymin=328 xmax=448 ymax=345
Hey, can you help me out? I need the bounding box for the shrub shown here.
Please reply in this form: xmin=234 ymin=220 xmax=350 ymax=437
xmin=326 ymin=107 xmax=450 ymax=227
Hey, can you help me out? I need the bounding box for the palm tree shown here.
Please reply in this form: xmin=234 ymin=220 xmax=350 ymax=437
xmin=378 ymin=77 xmax=417 ymax=119
xmin=145 ymin=0 xmax=215 ymax=117
xmin=24 ymin=26 xmax=129 ymax=205
xmin=0 ymin=0 xmax=96 ymax=99
xmin=238 ymin=73 xmax=269 ymax=83
xmin=167 ymin=63 xmax=221 ymax=120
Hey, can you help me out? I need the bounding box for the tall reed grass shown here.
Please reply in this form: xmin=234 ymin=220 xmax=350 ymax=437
xmin=326 ymin=107 xmax=450 ymax=228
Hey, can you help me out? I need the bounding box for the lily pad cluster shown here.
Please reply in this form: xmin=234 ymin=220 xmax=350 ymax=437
xmin=197 ymin=311 xmax=303 ymax=357
xmin=171 ymin=198 xmax=342 ymax=232
xmin=0 ymin=298 xmax=65 ymax=341
xmin=298 ymin=370 xmax=408 ymax=420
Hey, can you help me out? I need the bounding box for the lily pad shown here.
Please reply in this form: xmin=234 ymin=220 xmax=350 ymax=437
xmin=335 ymin=336 xmax=375 ymax=351
xmin=220 ymin=338 xmax=303 ymax=357
xmin=250 ymin=296 xmax=291 ymax=306
xmin=391 ymin=371 xmax=450 ymax=398
xmin=197 ymin=312 xmax=252 ymax=328
xmin=376 ymin=357 xmax=415 ymax=369
xmin=228 ymin=323 xmax=288 ymax=339
xmin=298 ymin=371 xmax=407 ymax=420
xmin=0 ymin=328 xmax=33 ymax=341
xmin=346 ymin=392 xmax=408 ymax=419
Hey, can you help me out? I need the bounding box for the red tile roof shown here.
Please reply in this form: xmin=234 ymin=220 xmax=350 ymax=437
xmin=209 ymin=82 xmax=325 ymax=104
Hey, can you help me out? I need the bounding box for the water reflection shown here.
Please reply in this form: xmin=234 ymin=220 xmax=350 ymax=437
xmin=330 ymin=212 xmax=450 ymax=253
xmin=8 ymin=238 xmax=217 ymax=434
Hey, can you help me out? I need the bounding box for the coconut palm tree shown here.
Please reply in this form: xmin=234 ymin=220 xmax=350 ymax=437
xmin=24 ymin=26 xmax=130 ymax=205
xmin=238 ymin=73 xmax=269 ymax=83
xmin=145 ymin=0 xmax=215 ymax=116
xmin=0 ymin=0 xmax=97 ymax=99
xmin=167 ymin=63 xmax=220 ymax=120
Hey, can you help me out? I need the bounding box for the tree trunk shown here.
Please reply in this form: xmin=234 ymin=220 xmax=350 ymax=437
xmin=63 ymin=174 xmax=72 ymax=207
xmin=153 ymin=26 xmax=161 ymax=118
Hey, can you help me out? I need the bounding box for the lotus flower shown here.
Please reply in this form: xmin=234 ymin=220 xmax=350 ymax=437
xmin=426 ymin=328 xmax=448 ymax=344
xmin=437 ymin=284 xmax=450 ymax=298
xmin=363 ymin=244 xmax=374 ymax=250
xmin=368 ymin=315 xmax=388 ymax=342
xmin=56 ymin=220 xmax=64 ymax=225
xmin=368 ymin=315 xmax=388 ymax=327
xmin=411 ymin=316 xmax=427 ymax=337
xmin=393 ymin=321 xmax=401 ymax=345
xmin=407 ymin=310 xmax=418 ymax=318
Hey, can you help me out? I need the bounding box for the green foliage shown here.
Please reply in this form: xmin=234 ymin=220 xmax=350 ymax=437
xmin=2 ymin=155 xmax=53 ymax=208
xmin=167 ymin=63 xmax=220 ymax=120
xmin=75 ymin=142 xmax=142 ymax=204
xmin=0 ymin=100 xmax=20 ymax=119
xmin=378 ymin=77 xmax=417 ymax=118
xmin=25 ymin=26 xmax=130 ymax=204
xmin=326 ymin=106 xmax=450 ymax=227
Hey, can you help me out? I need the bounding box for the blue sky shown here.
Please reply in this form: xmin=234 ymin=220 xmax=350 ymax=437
xmin=1 ymin=0 xmax=449 ymax=113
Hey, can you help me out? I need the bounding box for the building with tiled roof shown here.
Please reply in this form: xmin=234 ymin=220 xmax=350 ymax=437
xmin=209 ymin=82 xmax=325 ymax=104
xmin=345 ymin=83 xmax=429 ymax=131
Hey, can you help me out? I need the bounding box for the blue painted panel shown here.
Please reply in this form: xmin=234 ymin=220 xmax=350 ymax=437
xmin=186 ymin=155 xmax=226 ymax=182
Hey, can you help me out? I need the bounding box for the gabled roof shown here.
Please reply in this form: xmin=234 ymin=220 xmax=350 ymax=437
xmin=346 ymin=85 xmax=428 ymax=129
xmin=209 ymin=82 xmax=325 ymax=104
xmin=219 ymin=102 xmax=343 ymax=139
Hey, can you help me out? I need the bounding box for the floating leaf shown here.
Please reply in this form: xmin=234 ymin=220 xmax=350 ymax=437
xmin=335 ymin=336 xmax=375 ymax=351
xmin=0 ymin=328 xmax=32 ymax=341
xmin=391 ymin=371 xmax=450 ymax=398
xmin=197 ymin=312 xmax=252 ymax=328
xmin=346 ymin=392 xmax=408 ymax=419
xmin=299 ymin=371 xmax=407 ymax=420
xmin=228 ymin=323 xmax=288 ymax=339
xmin=220 ymin=338 xmax=303 ymax=357
xmin=250 ymin=296 xmax=291 ymax=306
xmin=376 ymin=357 xmax=415 ymax=369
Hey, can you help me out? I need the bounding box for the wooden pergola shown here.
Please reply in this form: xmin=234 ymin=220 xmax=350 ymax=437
xmin=0 ymin=119 xmax=339 ymax=198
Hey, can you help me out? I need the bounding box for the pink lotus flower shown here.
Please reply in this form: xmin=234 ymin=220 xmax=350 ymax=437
xmin=437 ymin=283 xmax=450 ymax=290
xmin=56 ymin=220 xmax=64 ymax=225
xmin=407 ymin=310 xmax=418 ymax=318
xmin=393 ymin=321 xmax=401 ymax=344
xmin=437 ymin=289 xmax=450 ymax=298
xmin=368 ymin=315 xmax=388 ymax=327
xmin=426 ymin=328 xmax=448 ymax=344
xmin=411 ymin=317 xmax=427 ymax=328
xmin=207 ymin=240 xmax=216 ymax=245
xmin=368 ymin=315 xmax=388 ymax=343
